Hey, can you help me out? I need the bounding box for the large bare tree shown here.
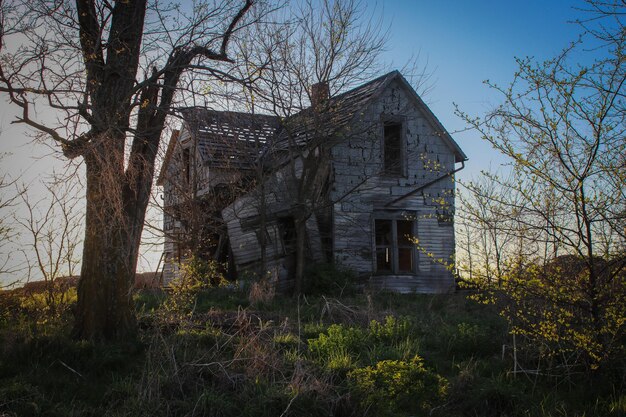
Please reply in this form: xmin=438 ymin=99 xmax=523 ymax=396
xmin=0 ymin=0 xmax=259 ymax=340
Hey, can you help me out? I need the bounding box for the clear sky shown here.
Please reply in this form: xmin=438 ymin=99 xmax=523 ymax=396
xmin=377 ymin=0 xmax=588 ymax=180
xmin=0 ymin=0 xmax=595 ymax=284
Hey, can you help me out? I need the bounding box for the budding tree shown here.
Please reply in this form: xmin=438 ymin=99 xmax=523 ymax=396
xmin=0 ymin=154 xmax=22 ymax=287
xmin=457 ymin=0 xmax=625 ymax=370
xmin=17 ymin=174 xmax=83 ymax=316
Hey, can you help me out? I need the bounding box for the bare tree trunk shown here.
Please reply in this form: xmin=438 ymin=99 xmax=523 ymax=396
xmin=74 ymin=146 xmax=137 ymax=340
xmin=293 ymin=216 xmax=307 ymax=296
xmin=73 ymin=78 xmax=163 ymax=340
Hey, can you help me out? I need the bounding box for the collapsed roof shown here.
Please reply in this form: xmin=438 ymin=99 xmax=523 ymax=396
xmin=158 ymin=70 xmax=467 ymax=184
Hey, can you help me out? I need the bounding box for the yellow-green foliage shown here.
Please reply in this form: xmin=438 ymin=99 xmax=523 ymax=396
xmin=308 ymin=323 xmax=366 ymax=369
xmin=164 ymin=255 xmax=227 ymax=316
xmin=18 ymin=287 xmax=77 ymax=325
xmin=180 ymin=255 xmax=227 ymax=288
xmin=349 ymin=355 xmax=448 ymax=417
xmin=306 ymin=315 xmax=446 ymax=415
xmin=368 ymin=315 xmax=410 ymax=343
xmin=308 ymin=316 xmax=416 ymax=372
xmin=0 ymin=284 xmax=77 ymax=339
xmin=470 ymin=256 xmax=625 ymax=371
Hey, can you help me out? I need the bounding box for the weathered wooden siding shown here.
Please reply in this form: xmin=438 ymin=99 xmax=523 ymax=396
xmin=161 ymin=125 xmax=249 ymax=284
xmin=163 ymin=73 xmax=463 ymax=293
xmin=222 ymin=164 xmax=324 ymax=284
xmin=161 ymin=127 xmax=193 ymax=283
xmin=330 ymin=78 xmax=457 ymax=293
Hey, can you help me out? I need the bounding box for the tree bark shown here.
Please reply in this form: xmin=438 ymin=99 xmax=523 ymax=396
xmin=73 ymin=140 xmax=137 ymax=340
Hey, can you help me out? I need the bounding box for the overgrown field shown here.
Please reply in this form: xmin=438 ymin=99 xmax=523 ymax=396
xmin=0 ymin=282 xmax=624 ymax=417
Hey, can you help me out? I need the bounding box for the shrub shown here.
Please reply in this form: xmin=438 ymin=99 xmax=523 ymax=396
xmin=308 ymin=323 xmax=367 ymax=370
xmin=19 ymin=285 xmax=77 ymax=324
xmin=349 ymin=355 xmax=448 ymax=417
xmin=180 ymin=254 xmax=227 ymax=288
xmin=470 ymin=255 xmax=626 ymax=372
xmin=0 ymin=286 xmax=76 ymax=339
xmin=163 ymin=255 xmax=226 ymax=316
xmin=368 ymin=315 xmax=410 ymax=345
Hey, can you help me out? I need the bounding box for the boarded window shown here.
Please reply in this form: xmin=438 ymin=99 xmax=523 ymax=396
xmin=384 ymin=122 xmax=402 ymax=175
xmin=374 ymin=218 xmax=416 ymax=274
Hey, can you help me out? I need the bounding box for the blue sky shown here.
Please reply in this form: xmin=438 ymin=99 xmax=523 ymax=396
xmin=0 ymin=0 xmax=599 ymax=281
xmin=376 ymin=0 xmax=588 ymax=180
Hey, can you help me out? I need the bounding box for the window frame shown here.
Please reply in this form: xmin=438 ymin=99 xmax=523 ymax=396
xmin=373 ymin=212 xmax=418 ymax=275
xmin=381 ymin=115 xmax=407 ymax=177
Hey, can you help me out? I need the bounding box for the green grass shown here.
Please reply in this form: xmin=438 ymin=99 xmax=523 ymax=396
xmin=0 ymin=285 xmax=623 ymax=417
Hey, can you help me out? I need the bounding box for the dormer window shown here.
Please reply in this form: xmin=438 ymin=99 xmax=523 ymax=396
xmin=383 ymin=120 xmax=403 ymax=175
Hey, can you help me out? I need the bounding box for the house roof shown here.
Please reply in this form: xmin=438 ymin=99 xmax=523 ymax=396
xmin=158 ymin=71 xmax=466 ymax=185
xmin=269 ymin=71 xmax=395 ymax=152
xmin=388 ymin=71 xmax=468 ymax=163
xmin=182 ymin=108 xmax=280 ymax=169
xmin=157 ymin=109 xmax=281 ymax=185
xmin=265 ymin=70 xmax=467 ymax=164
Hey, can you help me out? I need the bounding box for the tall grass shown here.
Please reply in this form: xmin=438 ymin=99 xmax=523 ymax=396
xmin=0 ymin=284 xmax=622 ymax=416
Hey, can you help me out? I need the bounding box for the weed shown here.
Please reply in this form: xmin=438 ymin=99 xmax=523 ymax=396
xmin=608 ymin=392 xmax=626 ymax=415
xmin=349 ymin=355 xmax=448 ymax=417
xmin=0 ymin=289 xmax=621 ymax=417
xmin=273 ymin=332 xmax=300 ymax=351
xmin=308 ymin=323 xmax=367 ymax=369
xmin=248 ymin=279 xmax=275 ymax=307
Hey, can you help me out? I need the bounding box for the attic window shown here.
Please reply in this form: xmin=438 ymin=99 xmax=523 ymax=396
xmin=383 ymin=121 xmax=403 ymax=175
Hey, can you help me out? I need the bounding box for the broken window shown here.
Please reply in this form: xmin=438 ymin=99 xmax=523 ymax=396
xmin=374 ymin=218 xmax=416 ymax=274
xmin=278 ymin=216 xmax=297 ymax=255
xmin=375 ymin=219 xmax=393 ymax=272
xmin=383 ymin=121 xmax=403 ymax=175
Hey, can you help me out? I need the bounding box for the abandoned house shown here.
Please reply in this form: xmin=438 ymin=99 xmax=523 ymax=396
xmin=158 ymin=70 xmax=467 ymax=293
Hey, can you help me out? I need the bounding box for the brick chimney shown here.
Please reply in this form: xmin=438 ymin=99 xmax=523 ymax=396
xmin=311 ymin=82 xmax=330 ymax=109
